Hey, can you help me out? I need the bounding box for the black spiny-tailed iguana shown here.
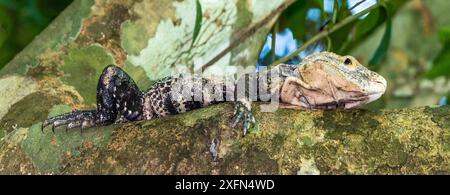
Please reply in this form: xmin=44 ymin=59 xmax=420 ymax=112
xmin=42 ymin=52 xmax=387 ymax=135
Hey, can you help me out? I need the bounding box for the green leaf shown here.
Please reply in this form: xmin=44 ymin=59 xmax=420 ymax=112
xmin=0 ymin=0 xmax=19 ymax=10
xmin=332 ymin=0 xmax=339 ymax=24
xmin=339 ymin=0 xmax=349 ymax=18
xmin=317 ymin=0 xmax=324 ymax=15
xmin=326 ymin=0 xmax=354 ymax=52
xmin=191 ymin=0 xmax=203 ymax=48
xmin=368 ymin=6 xmax=391 ymax=71
xmin=438 ymin=27 xmax=450 ymax=43
xmin=354 ymin=8 xmax=385 ymax=39
xmin=425 ymin=45 xmax=450 ymax=79
xmin=383 ymin=0 xmax=410 ymax=16
xmin=340 ymin=0 xmax=408 ymax=54
xmin=0 ymin=9 xmax=13 ymax=49
xmin=278 ymin=1 xmax=307 ymax=41
xmin=0 ymin=24 xmax=6 ymax=48
xmin=278 ymin=0 xmax=323 ymax=41
xmin=328 ymin=19 xmax=353 ymax=52
xmin=326 ymin=36 xmax=332 ymax=51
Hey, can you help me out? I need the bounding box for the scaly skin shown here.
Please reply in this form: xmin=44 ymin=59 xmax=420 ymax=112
xmin=42 ymin=52 xmax=387 ymax=135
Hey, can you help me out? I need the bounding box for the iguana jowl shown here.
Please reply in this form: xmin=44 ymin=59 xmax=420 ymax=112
xmin=42 ymin=52 xmax=387 ymax=135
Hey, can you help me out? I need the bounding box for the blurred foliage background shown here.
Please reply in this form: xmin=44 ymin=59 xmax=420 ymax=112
xmin=258 ymin=0 xmax=450 ymax=109
xmin=0 ymin=0 xmax=72 ymax=68
xmin=1 ymin=0 xmax=450 ymax=110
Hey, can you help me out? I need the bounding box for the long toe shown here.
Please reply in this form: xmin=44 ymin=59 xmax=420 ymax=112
xmin=243 ymin=113 xmax=254 ymax=135
xmin=42 ymin=110 xmax=100 ymax=133
xmin=81 ymin=120 xmax=96 ymax=129
xmin=67 ymin=121 xmax=82 ymax=130
xmin=231 ymin=111 xmax=244 ymax=128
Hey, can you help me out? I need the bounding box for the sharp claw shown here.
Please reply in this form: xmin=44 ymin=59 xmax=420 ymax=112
xmin=67 ymin=121 xmax=80 ymax=129
xmin=231 ymin=111 xmax=243 ymax=128
xmin=243 ymin=122 xmax=249 ymax=136
xmin=42 ymin=110 xmax=100 ymax=134
xmin=209 ymin=138 xmax=219 ymax=161
xmin=233 ymin=103 xmax=239 ymax=115
xmin=80 ymin=121 xmax=85 ymax=135
xmin=244 ymin=114 xmax=252 ymax=135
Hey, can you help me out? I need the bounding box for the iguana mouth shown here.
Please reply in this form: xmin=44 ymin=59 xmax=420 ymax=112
xmin=307 ymin=90 xmax=384 ymax=110
xmin=311 ymin=76 xmax=387 ymax=110
xmin=310 ymin=101 xmax=347 ymax=109
xmin=309 ymin=99 xmax=366 ymax=109
xmin=303 ymin=93 xmax=375 ymax=110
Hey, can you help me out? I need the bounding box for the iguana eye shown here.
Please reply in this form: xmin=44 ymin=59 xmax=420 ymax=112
xmin=344 ymin=58 xmax=352 ymax=65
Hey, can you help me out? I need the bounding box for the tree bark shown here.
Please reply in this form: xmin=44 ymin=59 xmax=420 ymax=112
xmin=0 ymin=0 xmax=449 ymax=175
xmin=1 ymin=103 xmax=450 ymax=174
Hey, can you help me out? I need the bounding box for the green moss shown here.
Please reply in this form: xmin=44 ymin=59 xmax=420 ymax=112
xmin=1 ymin=102 xmax=450 ymax=174
xmin=0 ymin=92 xmax=59 ymax=136
xmin=179 ymin=104 xmax=230 ymax=127
xmin=272 ymin=132 xmax=286 ymax=148
xmin=221 ymin=144 xmax=279 ymax=174
xmin=316 ymin=109 xmax=381 ymax=140
xmin=121 ymin=21 xmax=150 ymax=56
xmin=60 ymin=45 xmax=114 ymax=106
xmin=0 ymin=76 xmax=38 ymax=124
xmin=302 ymin=136 xmax=314 ymax=147
xmin=58 ymin=103 xmax=231 ymax=174
xmin=0 ymin=137 xmax=37 ymax=174
xmin=426 ymin=106 xmax=450 ymax=129
xmin=0 ymin=128 xmax=5 ymax=139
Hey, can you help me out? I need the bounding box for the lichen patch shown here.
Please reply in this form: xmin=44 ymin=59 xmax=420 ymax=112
xmin=0 ymin=76 xmax=38 ymax=121
xmin=76 ymin=1 xmax=135 ymax=66
xmin=297 ymin=158 xmax=320 ymax=175
xmin=0 ymin=92 xmax=59 ymax=134
xmin=60 ymin=44 xmax=115 ymax=106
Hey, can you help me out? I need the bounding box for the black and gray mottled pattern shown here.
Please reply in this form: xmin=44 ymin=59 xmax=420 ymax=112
xmin=42 ymin=64 xmax=288 ymax=132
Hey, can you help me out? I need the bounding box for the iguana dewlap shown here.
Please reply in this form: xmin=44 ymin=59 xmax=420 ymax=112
xmin=43 ymin=52 xmax=387 ymax=135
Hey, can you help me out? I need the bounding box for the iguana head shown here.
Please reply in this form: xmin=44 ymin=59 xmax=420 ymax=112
xmin=281 ymin=51 xmax=387 ymax=109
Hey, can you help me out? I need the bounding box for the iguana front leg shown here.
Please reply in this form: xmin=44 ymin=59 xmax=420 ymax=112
xmin=231 ymin=99 xmax=256 ymax=136
xmin=42 ymin=65 xmax=144 ymax=132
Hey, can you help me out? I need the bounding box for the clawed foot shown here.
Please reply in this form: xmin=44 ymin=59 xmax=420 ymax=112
xmin=209 ymin=138 xmax=219 ymax=161
xmin=41 ymin=110 xmax=99 ymax=133
xmin=231 ymin=101 xmax=256 ymax=136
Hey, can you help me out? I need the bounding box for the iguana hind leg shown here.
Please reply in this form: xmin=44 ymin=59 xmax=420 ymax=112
xmin=42 ymin=65 xmax=144 ymax=132
xmin=42 ymin=110 xmax=97 ymax=132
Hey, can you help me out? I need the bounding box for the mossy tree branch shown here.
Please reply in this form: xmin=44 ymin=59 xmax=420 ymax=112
xmin=0 ymin=0 xmax=448 ymax=175
xmin=1 ymin=103 xmax=450 ymax=174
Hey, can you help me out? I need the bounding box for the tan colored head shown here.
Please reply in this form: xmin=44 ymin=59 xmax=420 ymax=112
xmin=280 ymin=51 xmax=387 ymax=109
